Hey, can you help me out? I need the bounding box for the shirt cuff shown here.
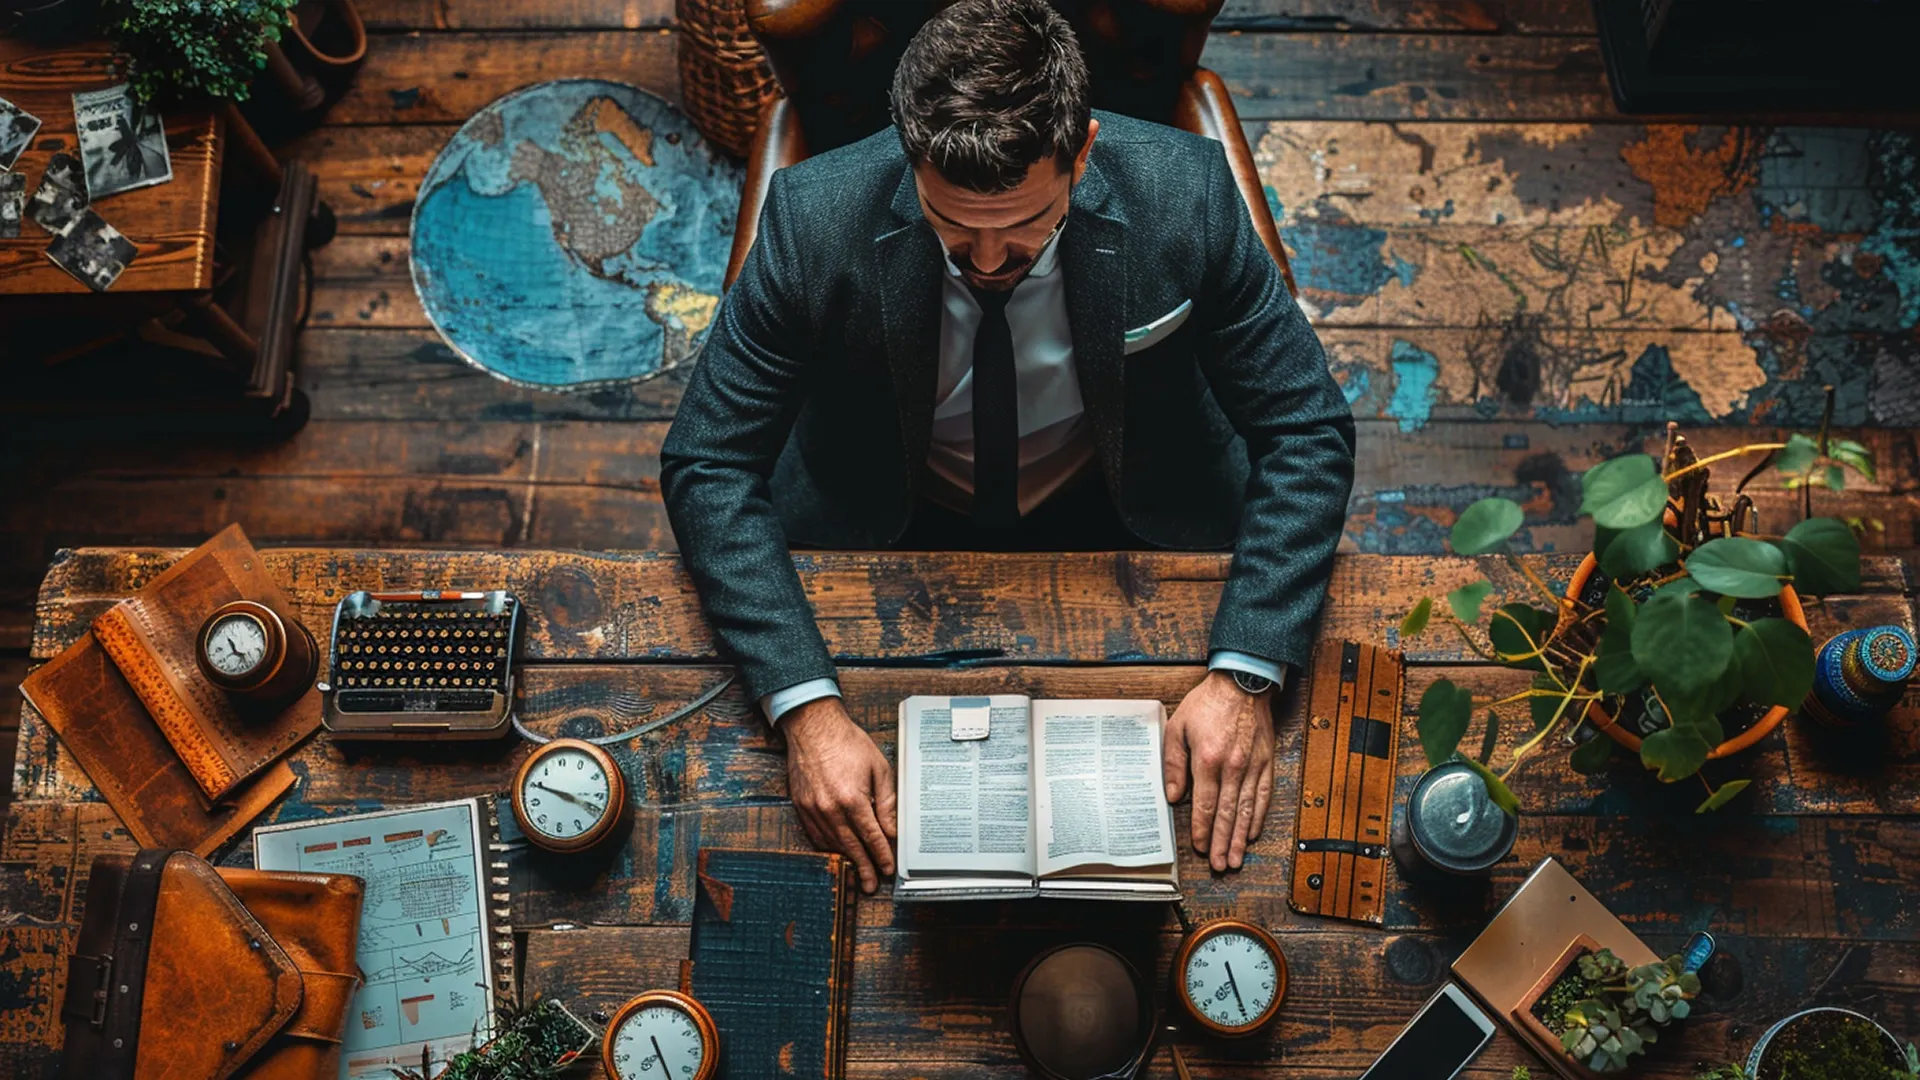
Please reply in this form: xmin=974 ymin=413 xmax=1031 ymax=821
xmin=760 ymin=678 xmax=842 ymax=724
xmin=1208 ymin=650 xmax=1288 ymax=690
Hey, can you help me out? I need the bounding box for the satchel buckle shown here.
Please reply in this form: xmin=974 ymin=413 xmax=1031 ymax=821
xmin=63 ymin=952 xmax=113 ymax=1027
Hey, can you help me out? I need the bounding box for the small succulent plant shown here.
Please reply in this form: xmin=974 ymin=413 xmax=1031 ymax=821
xmin=1557 ymin=950 xmax=1700 ymax=1074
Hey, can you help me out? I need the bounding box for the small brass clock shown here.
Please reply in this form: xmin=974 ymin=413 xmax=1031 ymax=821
xmin=1172 ymin=917 xmax=1288 ymax=1037
xmin=196 ymin=599 xmax=318 ymax=709
xmin=511 ymin=738 xmax=627 ymax=853
xmin=602 ymin=989 xmax=719 ymax=1080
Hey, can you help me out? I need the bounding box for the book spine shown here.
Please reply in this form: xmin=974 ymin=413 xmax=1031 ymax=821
xmin=92 ymin=600 xmax=237 ymax=799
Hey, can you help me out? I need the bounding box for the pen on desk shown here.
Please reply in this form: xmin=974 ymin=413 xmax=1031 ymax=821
xmin=1171 ymin=1044 xmax=1194 ymax=1080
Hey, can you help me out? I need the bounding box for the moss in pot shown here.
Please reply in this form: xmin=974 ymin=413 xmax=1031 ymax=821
xmin=1396 ymin=404 xmax=1874 ymax=816
xmin=1746 ymin=1007 xmax=1917 ymax=1080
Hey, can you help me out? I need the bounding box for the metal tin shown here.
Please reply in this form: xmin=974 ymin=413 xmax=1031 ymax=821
xmin=1395 ymin=761 xmax=1517 ymax=877
xmin=1803 ymin=625 xmax=1916 ymax=729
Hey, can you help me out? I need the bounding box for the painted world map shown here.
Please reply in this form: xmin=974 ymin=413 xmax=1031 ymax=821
xmin=410 ymin=80 xmax=742 ymax=389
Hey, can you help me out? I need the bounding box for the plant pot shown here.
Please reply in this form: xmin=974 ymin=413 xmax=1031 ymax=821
xmin=1511 ymin=935 xmax=1607 ymax=1080
xmin=1566 ymin=552 xmax=1808 ymax=760
xmin=1745 ymin=1007 xmax=1906 ymax=1080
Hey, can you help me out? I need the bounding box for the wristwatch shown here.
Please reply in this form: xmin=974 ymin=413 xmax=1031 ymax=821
xmin=1230 ymin=670 xmax=1275 ymax=696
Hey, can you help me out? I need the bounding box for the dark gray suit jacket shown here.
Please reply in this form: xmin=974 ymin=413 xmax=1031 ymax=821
xmin=661 ymin=111 xmax=1356 ymax=703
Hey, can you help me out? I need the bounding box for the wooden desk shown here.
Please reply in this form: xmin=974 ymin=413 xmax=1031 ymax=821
xmin=1 ymin=549 xmax=1915 ymax=1078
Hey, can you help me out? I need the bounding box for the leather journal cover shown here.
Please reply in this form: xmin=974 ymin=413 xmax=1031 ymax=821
xmin=689 ymin=848 xmax=855 ymax=1080
xmin=21 ymin=630 xmax=296 ymax=855
xmin=59 ymin=849 xmax=365 ymax=1080
xmin=89 ymin=524 xmax=320 ymax=801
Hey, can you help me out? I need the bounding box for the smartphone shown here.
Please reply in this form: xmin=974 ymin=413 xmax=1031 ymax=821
xmin=1358 ymin=983 xmax=1498 ymax=1080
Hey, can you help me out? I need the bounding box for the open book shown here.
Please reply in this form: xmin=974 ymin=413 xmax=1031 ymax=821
xmin=895 ymin=695 xmax=1179 ymax=901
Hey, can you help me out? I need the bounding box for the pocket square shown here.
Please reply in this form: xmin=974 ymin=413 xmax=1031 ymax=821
xmin=1123 ymin=299 xmax=1193 ymax=355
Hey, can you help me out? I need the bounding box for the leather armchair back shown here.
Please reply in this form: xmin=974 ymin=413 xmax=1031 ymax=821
xmin=745 ymin=0 xmax=1224 ymax=154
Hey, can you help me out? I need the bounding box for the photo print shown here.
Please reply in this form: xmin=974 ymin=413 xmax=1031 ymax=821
xmin=45 ymin=208 xmax=137 ymax=292
xmin=73 ymin=84 xmax=171 ymax=199
xmin=0 ymin=94 xmax=42 ymax=171
xmin=0 ymin=172 xmax=23 ymax=239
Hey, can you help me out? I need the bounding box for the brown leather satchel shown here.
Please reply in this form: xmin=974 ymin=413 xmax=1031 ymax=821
xmin=60 ymin=850 xmax=365 ymax=1080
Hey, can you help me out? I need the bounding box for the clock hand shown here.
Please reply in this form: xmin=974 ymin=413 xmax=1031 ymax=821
xmin=651 ymin=1034 xmax=672 ymax=1077
xmin=1224 ymin=960 xmax=1247 ymax=1019
xmin=533 ymin=782 xmax=587 ymax=809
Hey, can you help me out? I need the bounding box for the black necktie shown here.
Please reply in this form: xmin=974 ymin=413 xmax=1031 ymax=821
xmin=969 ymin=286 xmax=1020 ymax=530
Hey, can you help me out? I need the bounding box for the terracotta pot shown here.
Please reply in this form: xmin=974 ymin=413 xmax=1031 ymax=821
xmin=285 ymin=0 xmax=367 ymax=71
xmin=1567 ymin=553 xmax=1808 ymax=760
xmin=1510 ymin=935 xmax=1605 ymax=1080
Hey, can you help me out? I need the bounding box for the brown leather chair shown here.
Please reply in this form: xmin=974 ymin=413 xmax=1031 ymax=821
xmin=722 ymin=0 xmax=1296 ymax=296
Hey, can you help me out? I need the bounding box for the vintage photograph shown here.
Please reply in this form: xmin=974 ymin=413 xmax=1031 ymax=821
xmin=73 ymin=84 xmax=171 ymax=199
xmin=0 ymin=172 xmax=23 ymax=239
xmin=0 ymin=94 xmax=41 ymax=171
xmin=44 ymin=207 xmax=136 ymax=291
xmin=27 ymin=169 xmax=84 ymax=236
xmin=43 ymin=151 xmax=86 ymax=201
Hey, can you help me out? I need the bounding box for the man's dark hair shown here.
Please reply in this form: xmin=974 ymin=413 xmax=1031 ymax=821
xmin=889 ymin=0 xmax=1092 ymax=193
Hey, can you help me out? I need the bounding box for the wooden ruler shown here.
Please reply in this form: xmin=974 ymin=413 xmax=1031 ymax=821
xmin=1290 ymin=640 xmax=1404 ymax=924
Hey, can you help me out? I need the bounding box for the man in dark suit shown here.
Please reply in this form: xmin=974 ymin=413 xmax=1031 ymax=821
xmin=662 ymin=0 xmax=1355 ymax=892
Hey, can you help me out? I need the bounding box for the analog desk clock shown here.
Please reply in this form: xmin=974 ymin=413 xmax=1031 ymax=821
xmin=603 ymin=989 xmax=719 ymax=1080
xmin=195 ymin=599 xmax=319 ymax=709
xmin=511 ymin=738 xmax=627 ymax=853
xmin=1172 ymin=917 xmax=1288 ymax=1037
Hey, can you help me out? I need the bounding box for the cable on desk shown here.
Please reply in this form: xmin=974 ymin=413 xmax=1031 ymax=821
xmin=512 ymin=673 xmax=735 ymax=746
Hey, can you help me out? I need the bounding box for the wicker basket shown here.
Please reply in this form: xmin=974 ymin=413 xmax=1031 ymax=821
xmin=677 ymin=0 xmax=780 ymax=158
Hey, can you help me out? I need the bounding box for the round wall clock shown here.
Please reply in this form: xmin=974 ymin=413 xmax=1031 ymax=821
xmin=195 ymin=599 xmax=318 ymax=709
xmin=511 ymin=737 xmax=627 ymax=853
xmin=1172 ymin=917 xmax=1288 ymax=1037
xmin=602 ymin=989 xmax=719 ymax=1080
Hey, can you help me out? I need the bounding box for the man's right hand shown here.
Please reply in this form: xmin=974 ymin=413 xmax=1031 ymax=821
xmin=780 ymin=697 xmax=897 ymax=893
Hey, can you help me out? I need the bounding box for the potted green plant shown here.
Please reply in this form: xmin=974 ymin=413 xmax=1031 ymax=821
xmin=99 ymin=0 xmax=297 ymax=105
xmin=1511 ymin=942 xmax=1698 ymax=1076
xmin=388 ymin=996 xmax=596 ymax=1080
xmin=1744 ymin=1008 xmax=1917 ymax=1080
xmin=1398 ymin=405 xmax=1874 ymax=814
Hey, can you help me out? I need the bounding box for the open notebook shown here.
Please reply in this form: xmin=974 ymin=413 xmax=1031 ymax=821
xmin=895 ymin=695 xmax=1179 ymax=901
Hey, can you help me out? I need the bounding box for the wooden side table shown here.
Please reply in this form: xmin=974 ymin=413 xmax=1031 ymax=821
xmin=0 ymin=38 xmax=326 ymax=434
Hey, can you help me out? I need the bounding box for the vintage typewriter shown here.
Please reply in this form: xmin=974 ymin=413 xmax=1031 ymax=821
xmin=319 ymin=590 xmax=523 ymax=740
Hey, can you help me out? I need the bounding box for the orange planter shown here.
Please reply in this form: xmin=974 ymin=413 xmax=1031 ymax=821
xmin=1567 ymin=553 xmax=1808 ymax=760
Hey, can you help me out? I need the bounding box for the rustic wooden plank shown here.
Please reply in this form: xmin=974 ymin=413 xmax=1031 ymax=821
xmin=357 ymin=0 xmax=675 ymax=29
xmin=1217 ymin=0 xmax=1594 ymax=34
xmin=29 ymin=549 xmax=1911 ymax=664
xmin=330 ymin=31 xmax=681 ymax=125
xmin=296 ymin=330 xmax=689 ymax=422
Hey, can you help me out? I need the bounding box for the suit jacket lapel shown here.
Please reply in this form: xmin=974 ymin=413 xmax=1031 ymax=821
xmin=875 ymin=168 xmax=944 ymax=484
xmin=1062 ymin=156 xmax=1128 ymax=490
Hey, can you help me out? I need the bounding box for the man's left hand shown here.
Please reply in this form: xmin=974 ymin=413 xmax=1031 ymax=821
xmin=1163 ymin=670 xmax=1275 ymax=872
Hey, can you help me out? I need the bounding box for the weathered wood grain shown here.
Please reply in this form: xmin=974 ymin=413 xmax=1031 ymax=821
xmin=357 ymin=0 xmax=675 ymax=29
xmin=29 ymin=549 xmax=1912 ymax=664
xmin=330 ymin=31 xmax=681 ymax=125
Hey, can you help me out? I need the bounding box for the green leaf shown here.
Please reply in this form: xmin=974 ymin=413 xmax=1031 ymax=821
xmin=1451 ymin=498 xmax=1526 ymax=555
xmin=1447 ymin=580 xmax=1493 ymax=625
xmin=1593 ymin=586 xmax=1644 ymax=693
xmin=1570 ymin=728 xmax=1616 ymax=774
xmin=1417 ymin=679 xmax=1474 ymax=768
xmin=1775 ymin=432 xmax=1819 ymax=476
xmin=1825 ymin=465 xmax=1847 ymax=493
xmin=1580 ymin=454 xmax=1670 ymax=530
xmin=1732 ymin=618 xmax=1815 ymax=708
xmin=1777 ymin=517 xmax=1862 ymax=594
xmin=1640 ymin=724 xmax=1712 ymax=782
xmin=1457 ymin=756 xmax=1521 ymax=817
xmin=1631 ymin=589 xmax=1733 ymax=696
xmin=1593 ymin=524 xmax=1622 ymax=564
xmin=1686 ymin=537 xmax=1788 ymax=598
xmin=1488 ymin=604 xmax=1558 ymax=671
xmin=1400 ymin=597 xmax=1433 ymax=638
xmin=1696 ymin=778 xmax=1752 ymax=813
xmin=1478 ymin=709 xmax=1501 ymax=765
xmin=1829 ymin=438 xmax=1877 ymax=483
xmin=1599 ymin=521 xmax=1679 ymax=580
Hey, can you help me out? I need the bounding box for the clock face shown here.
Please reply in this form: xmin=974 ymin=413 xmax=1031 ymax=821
xmin=609 ymin=1003 xmax=708 ymax=1080
xmin=204 ymin=614 xmax=269 ymax=677
xmin=521 ymin=746 xmax=615 ymax=841
xmin=1181 ymin=928 xmax=1282 ymax=1031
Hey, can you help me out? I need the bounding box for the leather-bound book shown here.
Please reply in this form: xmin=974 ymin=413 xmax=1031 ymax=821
xmin=87 ymin=524 xmax=320 ymax=801
xmin=689 ymin=848 xmax=856 ymax=1080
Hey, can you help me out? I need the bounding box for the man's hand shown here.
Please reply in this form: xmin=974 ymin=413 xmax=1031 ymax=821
xmin=1163 ymin=670 xmax=1276 ymax=872
xmin=781 ymin=697 xmax=897 ymax=892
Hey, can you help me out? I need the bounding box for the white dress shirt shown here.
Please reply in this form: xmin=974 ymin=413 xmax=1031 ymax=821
xmin=761 ymin=225 xmax=1285 ymax=721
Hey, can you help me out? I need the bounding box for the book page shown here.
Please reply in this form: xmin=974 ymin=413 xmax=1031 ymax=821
xmin=1033 ymin=700 xmax=1176 ymax=879
xmin=897 ymin=695 xmax=1035 ymax=880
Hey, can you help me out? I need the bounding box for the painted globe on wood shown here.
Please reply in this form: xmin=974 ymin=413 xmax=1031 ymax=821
xmin=410 ymin=79 xmax=743 ymax=389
